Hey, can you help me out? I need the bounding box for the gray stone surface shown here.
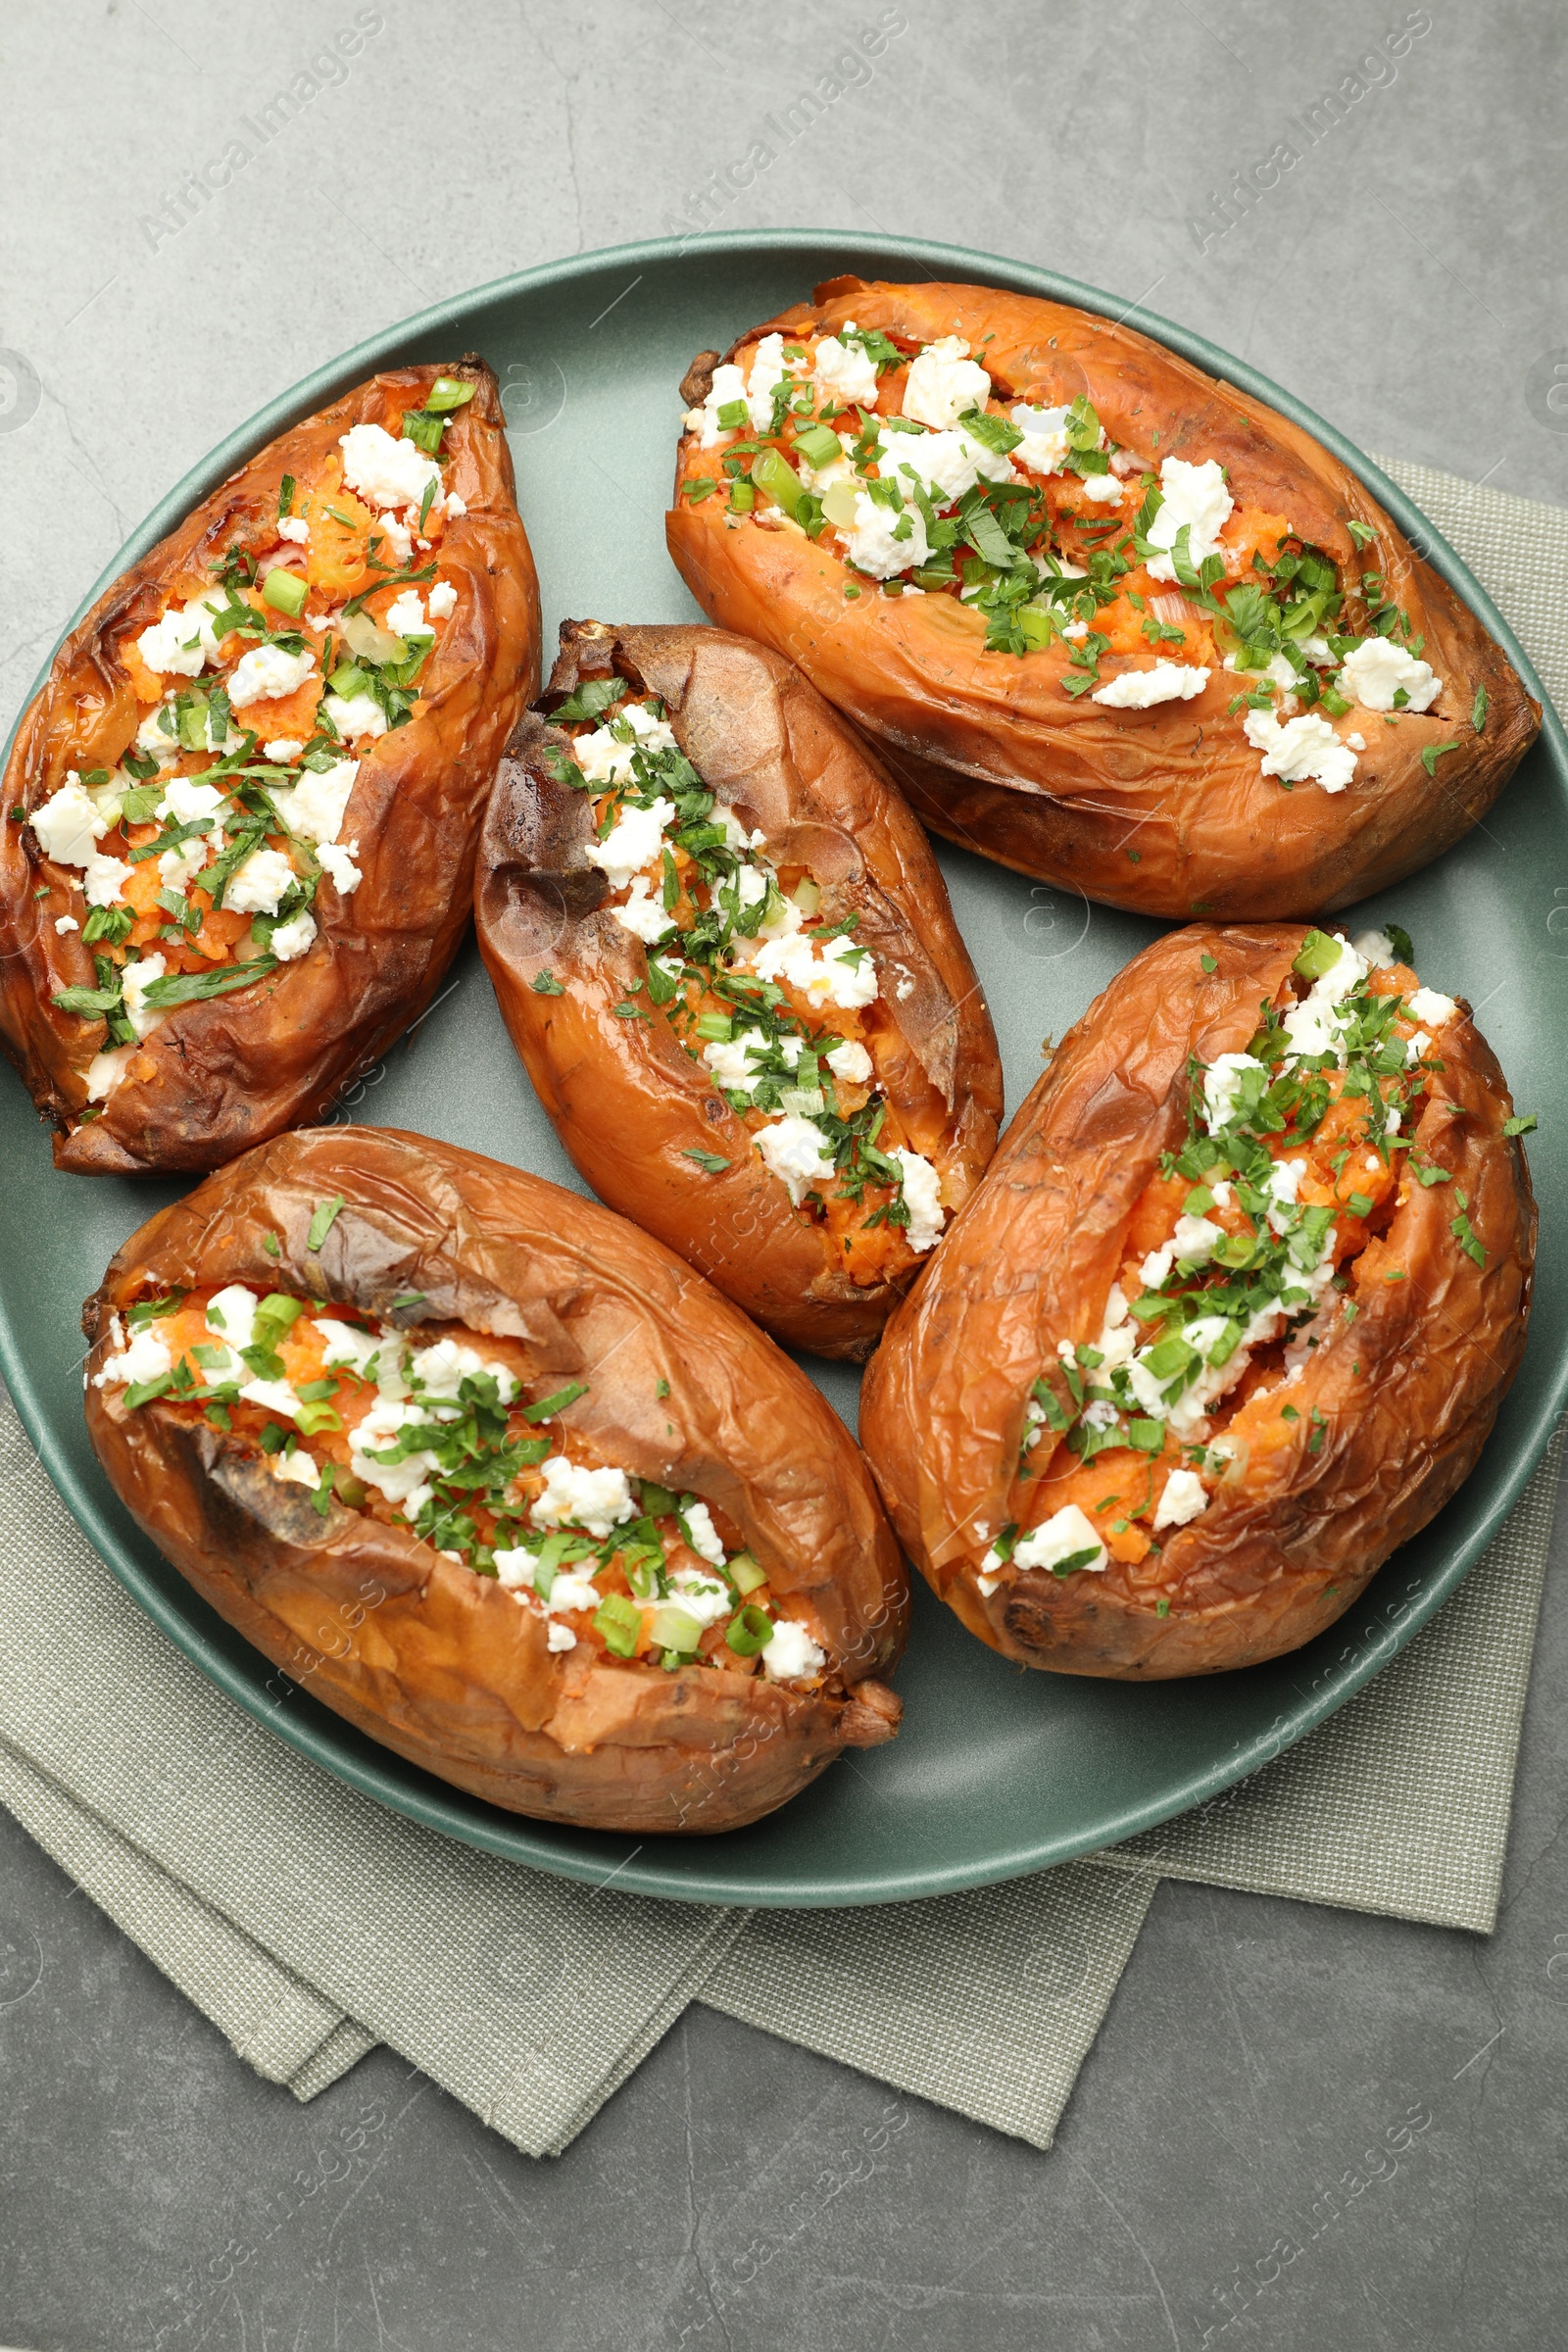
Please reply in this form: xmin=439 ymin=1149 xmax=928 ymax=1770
xmin=2 ymin=2 xmax=1566 ymax=2344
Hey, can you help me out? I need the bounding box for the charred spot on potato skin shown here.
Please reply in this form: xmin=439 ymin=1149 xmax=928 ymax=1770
xmin=998 ymin=1583 xmax=1094 ymax=1655
xmin=679 ymin=350 xmax=722 ymax=411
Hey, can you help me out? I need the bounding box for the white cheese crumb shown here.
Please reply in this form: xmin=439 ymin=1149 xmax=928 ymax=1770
xmin=1407 ymin=985 xmax=1457 ymax=1027
xmin=224 ymin=848 xmax=296 ymax=916
xmin=427 ymin=580 xmax=458 ymax=620
xmin=586 ymin=795 xmax=676 ymax=889
xmin=824 ymin=1039 xmax=873 ymax=1083
xmin=121 ymin=954 xmax=168 ymax=1040
xmin=751 ymin=929 xmax=877 ymax=1010
xmin=1144 ymin=458 xmax=1234 ymax=585
xmin=891 ymin=1149 xmax=945 ymax=1251
xmin=1338 ymin=638 xmax=1441 ymax=713
xmin=756 ymin=1113 xmax=836 ymax=1204
xmin=270 ymin=910 xmax=318 ymax=961
xmin=322 ymin=691 xmax=388 ymax=742
xmin=1243 ymin=708 xmax=1358 ymax=794
xmin=763 ymin=1618 xmax=827 ymax=1684
xmin=227 ymin=643 xmax=317 ymax=710
xmin=1152 ymin=1468 xmax=1209 ymax=1531
xmin=1012 ymin=1503 xmax=1107 ymax=1577
xmin=812 ymin=333 xmax=879 ymax=407
xmin=530 ymin=1456 xmax=636 ymax=1540
xmin=903 ymin=336 xmax=991 ymax=430
xmin=1093 ymin=662 xmax=1210 ymax=709
xmin=275 ymin=515 xmax=310 ymax=544
xmin=338 ymin=422 xmax=442 ymax=514
xmin=29 ymin=779 xmax=107 ymax=866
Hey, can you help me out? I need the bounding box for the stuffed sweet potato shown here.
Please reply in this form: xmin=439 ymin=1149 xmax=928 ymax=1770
xmin=667 ymin=278 xmax=1539 ymax=920
xmin=2 ymin=358 xmax=539 ymax=1173
xmin=476 ymin=619 xmax=1004 ymax=1360
xmin=82 ymin=1127 xmax=906 ymax=1833
xmin=860 ymin=921 xmax=1536 ymax=1677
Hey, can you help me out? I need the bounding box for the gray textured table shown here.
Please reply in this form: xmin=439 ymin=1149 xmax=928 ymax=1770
xmin=4 ymin=5 xmax=1567 ymax=2345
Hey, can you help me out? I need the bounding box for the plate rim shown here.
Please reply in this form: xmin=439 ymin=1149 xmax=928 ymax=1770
xmin=4 ymin=225 xmax=1564 ymax=1909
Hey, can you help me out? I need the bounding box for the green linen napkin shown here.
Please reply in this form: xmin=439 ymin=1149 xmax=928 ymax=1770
xmin=0 ymin=455 xmax=1561 ymax=2156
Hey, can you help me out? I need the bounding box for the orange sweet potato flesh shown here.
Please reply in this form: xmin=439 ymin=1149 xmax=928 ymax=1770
xmin=667 ymin=278 xmax=1540 ymax=920
xmin=82 ymin=1127 xmax=906 ymax=1833
xmin=475 ymin=621 xmax=1004 ymax=1360
xmin=859 ymin=925 xmax=1536 ymax=1678
xmin=1 ymin=359 xmax=540 ymax=1174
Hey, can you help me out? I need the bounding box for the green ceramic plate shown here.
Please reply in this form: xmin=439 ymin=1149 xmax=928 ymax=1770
xmin=3 ymin=232 xmax=1562 ymax=1908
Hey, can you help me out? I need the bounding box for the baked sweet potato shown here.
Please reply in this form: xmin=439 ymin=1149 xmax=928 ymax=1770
xmin=2 ymin=358 xmax=539 ymax=1173
xmin=667 ymin=278 xmax=1539 ymax=920
xmin=860 ymin=921 xmax=1536 ymax=1677
xmin=82 ymin=1127 xmax=906 ymax=1833
xmin=475 ymin=619 xmax=1003 ymax=1360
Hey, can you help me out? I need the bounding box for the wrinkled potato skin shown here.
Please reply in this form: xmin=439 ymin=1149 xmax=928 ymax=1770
xmin=82 ymin=1128 xmax=906 ymax=1832
xmin=475 ymin=620 xmax=1004 ymax=1360
xmin=667 ymin=279 xmax=1540 ymax=920
xmin=859 ymin=925 xmax=1536 ymax=1678
xmin=2 ymin=361 xmax=540 ymax=1175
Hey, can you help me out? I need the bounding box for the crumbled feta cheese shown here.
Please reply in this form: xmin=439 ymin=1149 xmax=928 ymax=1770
xmin=544 ymin=1573 xmax=602 ymax=1617
xmin=881 ymin=424 xmax=1015 ymax=507
xmin=85 ymin=1046 xmax=134 ymax=1101
xmin=1153 ymin=1468 xmax=1209 ymax=1532
xmin=1338 ymin=638 xmax=1441 ymax=714
xmin=270 ymin=910 xmax=318 ymax=961
xmin=1144 ymin=458 xmax=1234 ymax=585
xmin=411 ymin=1337 xmax=518 ymax=1402
xmin=134 ymin=710 xmax=182 ymax=767
xmin=573 ymin=705 xmax=677 ymax=786
xmin=350 ymin=1396 xmax=440 ymax=1508
xmin=83 ymin=852 xmax=132 ymax=907
xmin=275 ymin=514 xmax=311 ymax=545
xmin=493 ymin=1546 xmax=537 ymax=1591
xmin=318 ymin=839 xmax=361 ymax=895
xmin=315 ymin=1318 xmax=383 ymax=1378
xmin=685 ymin=361 xmax=749 ymax=447
xmin=612 ymin=877 xmax=677 ymax=944
xmin=205 ymin=1286 xmax=259 ymax=1348
xmin=271 ymin=1448 xmax=324 ymax=1491
xmin=891 ymin=1148 xmax=945 ymax=1251
xmin=384 ymin=590 xmax=429 ymax=638
xmin=323 ymin=691 xmax=388 ymax=742
xmin=226 ymin=639 xmax=315 ymax=710
xmin=443 ymin=494 xmax=466 ymax=520
xmin=1352 ymin=928 xmax=1397 ymax=967
xmin=546 ymin=1622 xmax=577 ymax=1652
xmin=29 ymin=779 xmax=107 ymax=866
xmin=1346 ymin=731 xmax=1367 ymax=752
xmin=225 ymin=848 xmax=296 ymax=916
xmin=122 ymin=955 xmax=168 ymax=1039
xmin=427 ymin=580 xmax=458 ymax=620
xmin=1407 ymin=985 xmax=1457 ymax=1027
xmin=338 ymin=422 xmax=442 ymax=514
xmin=744 ymin=332 xmax=790 ymax=431
xmin=1140 ymin=1247 xmax=1173 ymax=1290
xmin=1008 ymin=403 xmax=1072 ymax=475
xmin=530 ymin=1455 xmax=637 ymax=1540
xmin=157 ymin=778 xmax=227 ymax=829
xmin=376 ymin=511 xmax=413 ymax=565
xmin=812 ymin=332 xmax=879 ymax=407
xmin=270 ymin=758 xmax=358 ymax=849
xmin=678 ymin=1500 xmax=726 ymax=1568
xmin=824 ymin=1039 xmax=873 ymax=1083
xmin=587 ymin=795 xmax=676 ymax=889
xmin=135 ymin=593 xmax=227 ymax=678
xmin=668 ymin=1569 xmax=732 ymax=1626
xmin=763 ymin=1617 xmax=827 ymax=1684
xmin=751 ymin=929 xmax=878 ymax=1010
xmin=1092 ymin=661 xmax=1210 ymax=709
xmin=1172 ymin=1214 xmax=1225 ymax=1262
xmin=1202 ymin=1052 xmax=1267 ymax=1132
xmin=54 ymin=912 xmax=79 ymax=934
xmin=1406 ymin=1030 xmax=1432 ymax=1064
xmin=756 ymin=1113 xmax=836 ymax=1204
xmin=1243 ymin=708 xmax=1358 ymax=794
xmin=1076 ymin=471 xmax=1126 ymax=505
xmin=840 ymin=488 xmax=931 ymax=580
xmin=264 ymin=738 xmax=305 ymax=763
xmin=903 ymin=336 xmax=991 ymax=430
xmin=703 ymin=1029 xmax=770 ymax=1092
xmin=1013 ymin=1503 xmax=1107 ymax=1577
xmin=92 ymin=1321 xmax=173 ymax=1390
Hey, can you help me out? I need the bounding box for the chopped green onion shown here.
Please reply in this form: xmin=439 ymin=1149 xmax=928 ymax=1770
xmin=728 ymin=1553 xmax=767 ymax=1595
xmin=263 ymin=567 xmax=308 ymax=618
xmin=521 ymin=1380 xmax=588 ymax=1424
xmin=1293 ymin=928 xmax=1343 ymax=981
xmin=750 ymin=447 xmax=806 ymax=521
xmin=646 ymin=1604 xmax=703 ymax=1653
xmin=424 ymin=376 xmax=476 ymax=414
xmin=306 ymin=1195 xmax=344 ymax=1251
xmin=593 ymin=1592 xmax=642 ymax=1657
xmin=725 ymin=1605 xmax=775 ymax=1657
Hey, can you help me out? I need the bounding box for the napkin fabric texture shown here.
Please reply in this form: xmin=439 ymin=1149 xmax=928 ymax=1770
xmin=1 ymin=455 xmax=1562 ymax=2157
